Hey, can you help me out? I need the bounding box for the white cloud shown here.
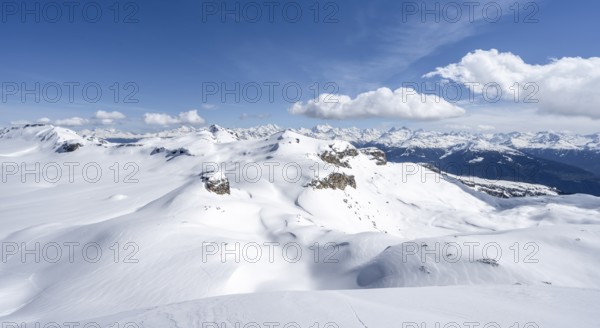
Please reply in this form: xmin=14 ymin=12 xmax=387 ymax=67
xmin=54 ymin=117 xmax=89 ymax=126
xmin=99 ymin=119 xmax=115 ymax=125
xmin=143 ymin=113 xmax=181 ymax=125
xmin=143 ymin=110 xmax=206 ymax=126
xmin=477 ymin=125 xmax=496 ymax=131
xmin=34 ymin=112 xmax=123 ymax=127
xmin=94 ymin=110 xmax=126 ymax=120
xmin=289 ymin=87 xmax=466 ymax=120
xmin=178 ymin=110 xmax=206 ymax=125
xmin=315 ymin=1 xmax=527 ymax=91
xmin=425 ymin=49 xmax=600 ymax=118
xmin=202 ymin=104 xmax=218 ymax=110
xmin=240 ymin=113 xmax=271 ymax=120
xmin=10 ymin=120 xmax=31 ymax=125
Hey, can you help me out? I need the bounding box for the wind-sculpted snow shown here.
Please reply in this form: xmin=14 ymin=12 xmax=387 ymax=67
xmin=1 ymin=124 xmax=599 ymax=325
xmin=356 ymin=225 xmax=600 ymax=288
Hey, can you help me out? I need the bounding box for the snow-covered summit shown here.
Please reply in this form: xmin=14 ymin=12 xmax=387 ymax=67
xmin=0 ymin=124 xmax=92 ymax=154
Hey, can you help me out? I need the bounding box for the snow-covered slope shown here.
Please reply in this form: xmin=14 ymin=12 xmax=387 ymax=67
xmin=1 ymin=124 xmax=599 ymax=326
xmin=71 ymin=286 xmax=600 ymax=328
xmin=0 ymin=124 xmax=93 ymax=155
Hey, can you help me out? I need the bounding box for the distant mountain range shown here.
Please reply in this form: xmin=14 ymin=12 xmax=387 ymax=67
xmin=78 ymin=124 xmax=600 ymax=196
xmin=7 ymin=123 xmax=600 ymax=196
xmin=303 ymin=125 xmax=600 ymax=196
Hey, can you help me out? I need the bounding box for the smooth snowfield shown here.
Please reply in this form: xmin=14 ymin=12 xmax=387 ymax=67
xmin=70 ymin=286 xmax=600 ymax=328
xmin=1 ymin=125 xmax=599 ymax=326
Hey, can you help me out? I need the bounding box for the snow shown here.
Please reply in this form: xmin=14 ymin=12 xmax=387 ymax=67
xmin=63 ymin=286 xmax=600 ymax=328
xmin=76 ymin=124 xmax=600 ymax=151
xmin=1 ymin=124 xmax=599 ymax=326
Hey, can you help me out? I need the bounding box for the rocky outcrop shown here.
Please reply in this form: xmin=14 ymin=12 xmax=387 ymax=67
xmin=209 ymin=124 xmax=240 ymax=141
xmin=319 ymin=144 xmax=359 ymax=168
xmin=310 ymin=173 xmax=356 ymax=190
xmin=23 ymin=124 xmax=47 ymax=128
xmin=420 ymin=163 xmax=559 ymax=198
xmin=151 ymin=147 xmax=191 ymax=159
xmin=56 ymin=142 xmax=83 ymax=153
xmin=201 ymin=172 xmax=230 ymax=195
xmin=459 ymin=179 xmax=560 ymax=198
xmin=359 ymin=147 xmax=387 ymax=165
xmin=476 ymin=258 xmax=499 ymax=267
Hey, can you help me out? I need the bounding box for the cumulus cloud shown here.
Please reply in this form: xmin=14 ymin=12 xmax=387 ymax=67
xmin=178 ymin=110 xmax=206 ymax=125
xmin=143 ymin=110 xmax=206 ymax=126
xmin=144 ymin=113 xmax=180 ymax=125
xmin=288 ymin=87 xmax=466 ymax=120
xmin=424 ymin=49 xmax=600 ymax=118
xmin=94 ymin=110 xmax=126 ymax=120
xmin=54 ymin=117 xmax=89 ymax=126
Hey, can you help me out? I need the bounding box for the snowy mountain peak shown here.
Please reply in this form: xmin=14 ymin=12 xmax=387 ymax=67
xmin=311 ymin=124 xmax=334 ymax=134
xmin=208 ymin=124 xmax=224 ymax=133
xmin=0 ymin=124 xmax=89 ymax=153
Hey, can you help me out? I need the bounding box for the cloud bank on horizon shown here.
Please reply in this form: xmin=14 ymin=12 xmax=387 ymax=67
xmin=35 ymin=110 xmax=128 ymax=127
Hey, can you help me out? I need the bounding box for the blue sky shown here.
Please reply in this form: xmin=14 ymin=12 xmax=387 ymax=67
xmin=1 ymin=0 xmax=599 ymax=132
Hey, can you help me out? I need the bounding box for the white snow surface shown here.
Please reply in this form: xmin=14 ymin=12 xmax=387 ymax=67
xmin=80 ymin=124 xmax=600 ymax=151
xmin=0 ymin=124 xmax=599 ymax=327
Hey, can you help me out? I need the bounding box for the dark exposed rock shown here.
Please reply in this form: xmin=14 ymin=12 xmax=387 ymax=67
xmin=360 ymin=147 xmax=387 ymax=165
xmin=151 ymin=147 xmax=191 ymax=159
xmin=56 ymin=142 xmax=83 ymax=153
xmin=420 ymin=163 xmax=559 ymax=198
xmin=209 ymin=124 xmax=240 ymax=139
xmin=310 ymin=172 xmax=356 ymax=190
xmin=476 ymin=258 xmax=499 ymax=267
xmin=319 ymin=145 xmax=359 ymax=168
xmin=460 ymin=179 xmax=559 ymax=198
xmin=259 ymin=143 xmax=279 ymax=152
xmin=116 ymin=144 xmax=143 ymax=148
xmin=23 ymin=124 xmax=46 ymax=128
xmin=150 ymin=147 xmax=164 ymax=155
xmin=206 ymin=179 xmax=230 ymax=195
xmin=200 ymin=172 xmax=230 ymax=195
